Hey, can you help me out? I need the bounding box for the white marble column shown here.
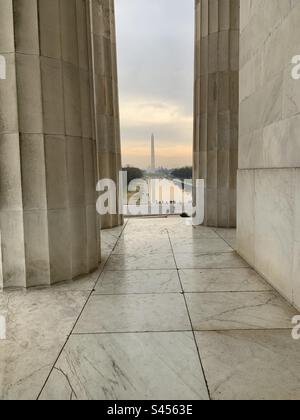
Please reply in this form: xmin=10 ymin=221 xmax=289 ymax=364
xmin=193 ymin=0 xmax=239 ymax=227
xmin=89 ymin=0 xmax=123 ymax=229
xmin=0 ymin=0 xmax=102 ymax=287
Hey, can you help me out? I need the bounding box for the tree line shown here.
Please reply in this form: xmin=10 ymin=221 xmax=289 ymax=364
xmin=123 ymin=166 xmax=192 ymax=185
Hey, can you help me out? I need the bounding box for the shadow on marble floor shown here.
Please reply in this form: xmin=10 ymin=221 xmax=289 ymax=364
xmin=1 ymin=217 xmax=300 ymax=400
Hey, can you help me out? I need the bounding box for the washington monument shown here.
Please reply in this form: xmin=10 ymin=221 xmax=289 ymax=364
xmin=151 ymin=134 xmax=156 ymax=172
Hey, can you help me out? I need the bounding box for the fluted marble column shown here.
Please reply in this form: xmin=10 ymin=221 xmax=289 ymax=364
xmin=0 ymin=0 xmax=101 ymax=288
xmin=193 ymin=0 xmax=239 ymax=227
xmin=89 ymin=0 xmax=123 ymax=229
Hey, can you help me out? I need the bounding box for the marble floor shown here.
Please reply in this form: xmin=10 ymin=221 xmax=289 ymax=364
xmin=1 ymin=217 xmax=300 ymax=400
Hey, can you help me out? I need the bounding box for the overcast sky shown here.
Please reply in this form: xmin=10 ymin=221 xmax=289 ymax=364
xmin=115 ymin=0 xmax=194 ymax=169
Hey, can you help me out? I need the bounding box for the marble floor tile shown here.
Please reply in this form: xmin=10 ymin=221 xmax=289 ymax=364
xmin=101 ymin=223 xmax=123 ymax=240
xmin=101 ymin=226 xmax=125 ymax=252
xmin=224 ymin=237 xmax=237 ymax=249
xmin=167 ymin=226 xmax=219 ymax=239
xmin=3 ymin=217 xmax=300 ymax=401
xmin=101 ymin=232 xmax=118 ymax=252
xmin=105 ymin=254 xmax=176 ymax=271
xmin=175 ymin=252 xmax=249 ymax=269
xmin=213 ymin=228 xmax=237 ymax=250
xmin=103 ymin=224 xmax=126 ymax=237
xmin=124 ymin=222 xmax=169 ymax=234
xmin=213 ymin=228 xmax=237 ymax=240
xmin=95 ymin=270 xmax=181 ymax=294
xmin=124 ymin=218 xmax=189 ymax=236
xmin=74 ymin=293 xmax=191 ymax=333
xmin=99 ymin=252 xmax=112 ymax=266
xmin=51 ymin=268 xmax=102 ymax=292
xmin=126 ymin=217 xmax=176 ymax=226
xmin=196 ymin=330 xmax=300 ymax=400
xmin=112 ymin=238 xmax=172 ymax=255
xmin=0 ymin=289 xmax=89 ymax=400
xmin=179 ymin=268 xmax=272 ymax=293
xmin=122 ymin=230 xmax=169 ymax=239
xmin=186 ymin=291 xmax=298 ymax=331
xmin=39 ymin=332 xmax=209 ymax=400
xmin=171 ymin=238 xmax=233 ymax=254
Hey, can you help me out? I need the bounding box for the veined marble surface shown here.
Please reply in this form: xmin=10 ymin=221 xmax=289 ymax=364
xmin=179 ymin=268 xmax=272 ymax=293
xmin=39 ymin=332 xmax=209 ymax=400
xmin=175 ymin=252 xmax=249 ymax=270
xmin=0 ymin=289 xmax=89 ymax=400
xmin=74 ymin=293 xmax=191 ymax=334
xmin=112 ymin=237 xmax=172 ymax=256
xmin=170 ymin=238 xmax=233 ymax=255
xmin=196 ymin=330 xmax=300 ymax=400
xmin=105 ymin=254 xmax=176 ymax=270
xmin=1 ymin=217 xmax=299 ymax=400
xmin=96 ymin=270 xmax=181 ymax=294
xmin=186 ymin=291 xmax=298 ymax=331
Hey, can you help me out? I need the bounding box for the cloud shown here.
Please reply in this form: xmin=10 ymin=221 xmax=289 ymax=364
xmin=115 ymin=0 xmax=194 ymax=168
xmin=119 ymin=97 xmax=193 ymax=128
xmin=122 ymin=143 xmax=192 ymax=170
